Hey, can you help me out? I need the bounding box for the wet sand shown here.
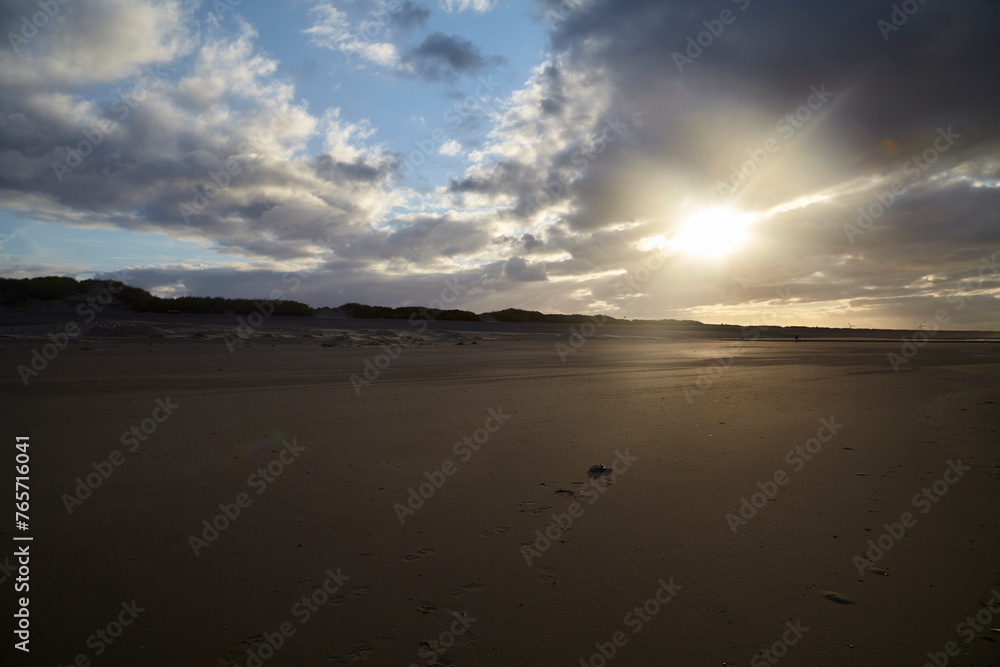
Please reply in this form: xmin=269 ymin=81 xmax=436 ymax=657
xmin=2 ymin=318 xmax=999 ymax=666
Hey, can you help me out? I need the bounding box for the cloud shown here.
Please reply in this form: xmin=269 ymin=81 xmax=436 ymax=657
xmin=0 ymin=12 xmax=401 ymax=266
xmin=438 ymin=139 xmax=463 ymax=156
xmin=405 ymin=32 xmax=506 ymax=81
xmin=439 ymin=0 xmax=497 ymax=13
xmin=396 ymin=1 xmax=432 ymax=29
xmin=431 ymin=0 xmax=1000 ymax=324
xmin=2 ymin=0 xmax=1000 ymax=328
xmin=0 ymin=0 xmax=192 ymax=88
xmin=304 ymin=2 xmax=400 ymax=67
xmin=500 ymin=256 xmax=548 ymax=282
xmin=493 ymin=233 xmax=544 ymax=253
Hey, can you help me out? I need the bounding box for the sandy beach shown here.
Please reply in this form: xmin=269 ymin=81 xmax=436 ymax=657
xmin=4 ymin=0 xmax=1000 ymax=663
xmin=0 ymin=314 xmax=998 ymax=666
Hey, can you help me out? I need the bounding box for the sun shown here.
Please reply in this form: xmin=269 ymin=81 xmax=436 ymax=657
xmin=671 ymin=207 xmax=755 ymax=257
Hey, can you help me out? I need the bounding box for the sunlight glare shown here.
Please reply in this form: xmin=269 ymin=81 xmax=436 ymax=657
xmin=671 ymin=208 xmax=755 ymax=257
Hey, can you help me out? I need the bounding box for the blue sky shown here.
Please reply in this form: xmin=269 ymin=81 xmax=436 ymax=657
xmin=1 ymin=0 xmax=999 ymax=328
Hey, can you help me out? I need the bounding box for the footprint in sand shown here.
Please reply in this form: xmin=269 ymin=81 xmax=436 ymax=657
xmin=219 ymin=636 xmax=267 ymax=665
xmin=537 ymin=565 xmax=558 ymax=585
xmin=480 ymin=526 xmax=511 ymax=537
xmin=450 ymin=582 xmax=483 ymax=597
xmin=819 ymin=590 xmax=856 ymax=604
xmin=518 ymin=499 xmax=554 ymax=514
xmin=417 ymin=602 xmax=438 ymax=614
xmin=554 ymin=488 xmax=575 ymax=496
xmin=344 ymin=642 xmax=376 ymax=661
xmin=403 ymin=548 xmax=436 ymax=561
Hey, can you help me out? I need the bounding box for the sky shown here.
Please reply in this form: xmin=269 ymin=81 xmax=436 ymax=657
xmin=1 ymin=0 xmax=999 ymax=329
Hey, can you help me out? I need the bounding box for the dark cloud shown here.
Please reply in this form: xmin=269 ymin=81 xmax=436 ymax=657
xmin=312 ymin=155 xmax=392 ymax=184
xmin=405 ymin=32 xmax=505 ymax=81
xmin=347 ymin=214 xmax=494 ymax=263
xmin=538 ymin=64 xmax=565 ymax=116
xmin=501 ymin=256 xmax=547 ymax=282
xmin=396 ymin=1 xmax=431 ymax=30
xmin=492 ymin=232 xmax=544 ymax=254
xmin=546 ymin=0 xmax=1000 ymax=172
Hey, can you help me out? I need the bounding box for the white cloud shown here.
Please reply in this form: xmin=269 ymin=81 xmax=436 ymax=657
xmin=438 ymin=139 xmax=463 ymax=156
xmin=303 ymin=2 xmax=399 ymax=67
xmin=0 ymin=0 xmax=192 ymax=88
xmin=439 ymin=0 xmax=497 ymax=12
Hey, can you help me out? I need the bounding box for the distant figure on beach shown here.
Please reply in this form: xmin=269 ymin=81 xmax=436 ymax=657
xmin=794 ymin=335 xmax=799 ymax=342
